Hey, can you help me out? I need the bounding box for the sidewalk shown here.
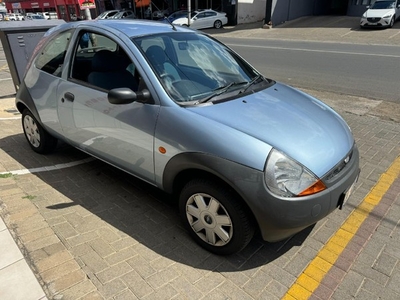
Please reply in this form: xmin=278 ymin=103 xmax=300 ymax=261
xmin=1 ymin=16 xmax=400 ymax=300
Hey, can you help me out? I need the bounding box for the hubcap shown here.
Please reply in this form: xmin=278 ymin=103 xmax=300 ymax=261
xmin=186 ymin=193 xmax=233 ymax=246
xmin=24 ymin=115 xmax=40 ymax=148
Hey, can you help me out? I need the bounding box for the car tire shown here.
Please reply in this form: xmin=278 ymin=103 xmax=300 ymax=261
xmin=214 ymin=20 xmax=223 ymax=29
xmin=179 ymin=178 xmax=254 ymax=255
xmin=22 ymin=109 xmax=57 ymax=154
xmin=389 ymin=16 xmax=395 ymax=28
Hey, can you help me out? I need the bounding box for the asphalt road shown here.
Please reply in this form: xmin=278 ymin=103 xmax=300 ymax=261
xmin=219 ymin=38 xmax=400 ymax=104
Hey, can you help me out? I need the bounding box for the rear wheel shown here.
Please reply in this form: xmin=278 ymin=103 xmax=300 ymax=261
xmin=22 ymin=109 xmax=57 ymax=154
xmin=179 ymin=178 xmax=254 ymax=255
xmin=214 ymin=20 xmax=223 ymax=29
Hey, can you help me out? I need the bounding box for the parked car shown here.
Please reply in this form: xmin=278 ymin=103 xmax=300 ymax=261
xmin=110 ymin=10 xmax=136 ymax=19
xmin=162 ymin=10 xmax=192 ymax=23
xmin=172 ymin=9 xmax=228 ymax=29
xmin=16 ymin=19 xmax=360 ymax=255
xmin=37 ymin=11 xmax=58 ymax=20
xmin=360 ymin=0 xmax=400 ymax=28
xmin=6 ymin=13 xmax=24 ymax=21
xmin=26 ymin=14 xmax=46 ymax=20
xmin=96 ymin=9 xmax=120 ymax=19
xmin=152 ymin=9 xmax=170 ymax=19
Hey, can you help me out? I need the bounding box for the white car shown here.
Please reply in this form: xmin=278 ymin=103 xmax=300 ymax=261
xmin=360 ymin=0 xmax=400 ymax=28
xmin=6 ymin=13 xmax=24 ymax=21
xmin=172 ymin=9 xmax=228 ymax=29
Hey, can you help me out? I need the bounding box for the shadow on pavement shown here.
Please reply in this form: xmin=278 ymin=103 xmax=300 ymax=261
xmin=1 ymin=132 xmax=313 ymax=271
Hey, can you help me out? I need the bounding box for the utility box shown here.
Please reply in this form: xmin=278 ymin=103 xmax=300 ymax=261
xmin=0 ymin=20 xmax=65 ymax=93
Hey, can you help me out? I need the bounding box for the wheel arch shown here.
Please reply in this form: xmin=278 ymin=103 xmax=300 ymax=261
xmin=16 ymin=81 xmax=42 ymax=124
xmin=163 ymin=153 xmax=258 ymax=227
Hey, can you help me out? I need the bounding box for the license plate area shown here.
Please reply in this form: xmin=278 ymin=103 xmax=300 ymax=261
xmin=339 ymin=172 xmax=359 ymax=209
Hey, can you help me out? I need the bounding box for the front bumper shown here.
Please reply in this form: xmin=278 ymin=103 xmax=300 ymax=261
xmin=235 ymin=145 xmax=360 ymax=242
xmin=360 ymin=17 xmax=392 ymax=27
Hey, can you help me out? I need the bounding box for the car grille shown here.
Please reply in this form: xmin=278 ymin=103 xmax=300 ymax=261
xmin=367 ymin=17 xmax=381 ymax=23
xmin=325 ymin=149 xmax=354 ymax=181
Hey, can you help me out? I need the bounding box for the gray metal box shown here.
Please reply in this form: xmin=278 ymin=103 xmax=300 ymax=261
xmin=0 ymin=20 xmax=65 ymax=93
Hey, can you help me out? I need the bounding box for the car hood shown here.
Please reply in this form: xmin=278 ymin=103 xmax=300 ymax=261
xmin=364 ymin=8 xmax=394 ymax=18
xmin=188 ymin=83 xmax=354 ymax=177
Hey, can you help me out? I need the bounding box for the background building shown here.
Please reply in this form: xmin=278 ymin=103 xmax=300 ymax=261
xmin=2 ymin=0 xmax=374 ymax=26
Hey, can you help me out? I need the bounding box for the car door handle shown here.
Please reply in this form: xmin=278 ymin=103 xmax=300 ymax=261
xmin=63 ymin=92 xmax=75 ymax=102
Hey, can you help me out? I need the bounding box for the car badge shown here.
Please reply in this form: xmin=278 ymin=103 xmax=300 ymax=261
xmin=344 ymin=156 xmax=350 ymax=164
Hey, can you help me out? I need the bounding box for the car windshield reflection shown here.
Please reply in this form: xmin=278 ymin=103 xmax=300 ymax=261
xmin=134 ymin=32 xmax=271 ymax=104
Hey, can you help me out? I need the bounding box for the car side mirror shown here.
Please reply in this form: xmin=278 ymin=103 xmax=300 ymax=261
xmin=108 ymin=88 xmax=152 ymax=105
xmin=366 ymin=5 xmax=370 ymax=8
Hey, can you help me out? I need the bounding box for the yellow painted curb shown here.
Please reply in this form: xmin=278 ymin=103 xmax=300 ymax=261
xmin=283 ymin=156 xmax=400 ymax=299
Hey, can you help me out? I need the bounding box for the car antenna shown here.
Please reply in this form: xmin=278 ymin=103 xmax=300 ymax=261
xmin=164 ymin=16 xmax=177 ymax=31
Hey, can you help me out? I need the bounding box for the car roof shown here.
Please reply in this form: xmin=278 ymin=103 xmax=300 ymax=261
xmin=54 ymin=19 xmax=196 ymax=38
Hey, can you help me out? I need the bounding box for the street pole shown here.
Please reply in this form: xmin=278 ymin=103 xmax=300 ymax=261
xmin=263 ymin=0 xmax=272 ymax=29
xmin=187 ymin=0 xmax=191 ymax=26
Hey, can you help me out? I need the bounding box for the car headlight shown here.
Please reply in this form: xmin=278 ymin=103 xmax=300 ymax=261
xmin=265 ymin=149 xmax=326 ymax=197
xmin=383 ymin=13 xmax=393 ymax=18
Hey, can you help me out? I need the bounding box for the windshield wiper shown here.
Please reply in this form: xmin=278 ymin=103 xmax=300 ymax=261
xmin=196 ymin=82 xmax=247 ymax=104
xmin=239 ymin=74 xmax=264 ymax=94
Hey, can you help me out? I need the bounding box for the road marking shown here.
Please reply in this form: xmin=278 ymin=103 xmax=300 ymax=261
xmin=283 ymin=156 xmax=400 ymax=300
xmin=0 ymin=157 xmax=95 ymax=176
xmin=226 ymin=43 xmax=400 ymax=58
xmin=0 ymin=117 xmax=21 ymax=120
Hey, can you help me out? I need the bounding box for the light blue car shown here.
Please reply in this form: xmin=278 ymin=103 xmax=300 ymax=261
xmin=16 ymin=19 xmax=360 ymax=255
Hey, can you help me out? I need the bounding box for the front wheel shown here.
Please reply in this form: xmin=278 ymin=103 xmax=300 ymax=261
xmin=22 ymin=109 xmax=57 ymax=154
xmin=179 ymin=179 xmax=254 ymax=255
xmin=389 ymin=16 xmax=395 ymax=28
xmin=214 ymin=20 xmax=223 ymax=29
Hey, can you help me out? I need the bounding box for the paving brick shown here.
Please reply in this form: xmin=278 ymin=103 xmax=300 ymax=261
xmin=265 ymin=279 xmax=288 ymax=299
xmin=194 ymin=273 xmax=226 ymax=294
xmin=242 ymin=269 xmax=273 ymax=298
xmin=19 ymin=226 xmax=55 ymax=244
xmin=95 ymin=261 xmax=133 ymax=284
xmin=372 ymin=251 xmax=397 ymax=276
xmin=56 ymin=279 xmax=97 ymax=300
xmin=169 ymin=276 xmax=203 ymax=299
xmin=51 ymin=269 xmax=87 ymax=292
xmin=80 ymin=250 xmax=109 ymax=273
xmin=354 ymin=288 xmax=379 ymax=300
xmin=170 ymin=263 xmax=203 ymax=285
xmin=88 ymin=238 xmax=115 ymax=258
xmin=126 ymin=255 xmax=157 ymax=279
xmin=41 ymin=259 xmax=82 ymax=282
xmin=146 ymin=267 xmax=181 ymax=289
xmin=104 ymin=246 xmax=138 ymax=266
xmin=36 ymin=249 xmax=74 ymax=273
xmin=284 ymin=252 xmax=312 ymax=277
xmin=97 ymin=278 xmax=128 ymax=299
xmin=121 ymin=270 xmax=154 ymax=298
xmin=53 ymin=221 xmax=79 ymax=240
xmin=141 ymin=284 xmax=178 ymax=300
xmin=66 ymin=231 xmax=100 ymax=247
xmin=113 ymin=289 xmax=139 ymax=300
xmin=25 ymin=234 xmax=61 ymax=253
xmin=209 ymin=280 xmax=254 ymax=300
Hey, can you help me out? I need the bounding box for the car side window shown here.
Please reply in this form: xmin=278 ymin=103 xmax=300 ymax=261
xmin=35 ymin=30 xmax=72 ymax=77
xmin=71 ymin=31 xmax=141 ymax=92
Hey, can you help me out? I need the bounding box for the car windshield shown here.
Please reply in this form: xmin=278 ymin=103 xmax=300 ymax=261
xmin=133 ymin=32 xmax=271 ymax=104
xmin=370 ymin=1 xmax=396 ymax=9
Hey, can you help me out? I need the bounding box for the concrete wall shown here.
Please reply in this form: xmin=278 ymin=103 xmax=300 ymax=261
xmin=237 ymin=0 xmax=266 ymax=24
xmin=271 ymin=0 xmax=316 ymax=26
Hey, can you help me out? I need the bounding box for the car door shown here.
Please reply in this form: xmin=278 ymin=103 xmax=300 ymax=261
xmin=58 ymin=30 xmax=159 ymax=183
xmin=191 ymin=12 xmax=207 ymax=29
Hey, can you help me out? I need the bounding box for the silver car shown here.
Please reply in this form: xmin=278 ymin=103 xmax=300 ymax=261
xmin=16 ymin=19 xmax=360 ymax=255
